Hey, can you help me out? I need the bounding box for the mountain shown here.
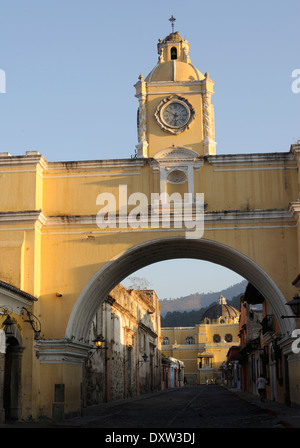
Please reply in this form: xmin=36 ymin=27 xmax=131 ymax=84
xmin=159 ymin=280 xmax=247 ymax=316
xmin=160 ymin=293 xmax=243 ymax=327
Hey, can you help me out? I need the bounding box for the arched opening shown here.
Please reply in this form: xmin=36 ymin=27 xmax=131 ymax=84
xmin=66 ymin=237 xmax=295 ymax=342
xmin=171 ymin=47 xmax=177 ymax=60
xmin=67 ymin=237 xmax=297 ymax=407
xmin=3 ymin=336 xmax=22 ymax=421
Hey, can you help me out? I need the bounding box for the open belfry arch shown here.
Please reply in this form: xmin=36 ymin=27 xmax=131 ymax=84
xmin=0 ymin=19 xmax=299 ymax=420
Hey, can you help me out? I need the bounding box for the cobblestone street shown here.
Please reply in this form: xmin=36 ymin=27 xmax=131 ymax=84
xmin=4 ymin=385 xmax=298 ymax=430
xmin=67 ymin=385 xmax=298 ymax=429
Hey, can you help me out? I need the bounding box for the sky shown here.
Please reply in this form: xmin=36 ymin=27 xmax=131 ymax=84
xmin=0 ymin=1 xmax=299 ymax=299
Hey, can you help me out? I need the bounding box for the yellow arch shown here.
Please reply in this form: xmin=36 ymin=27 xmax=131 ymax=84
xmin=66 ymin=237 xmax=296 ymax=342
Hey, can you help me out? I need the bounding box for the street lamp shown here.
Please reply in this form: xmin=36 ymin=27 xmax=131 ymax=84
xmin=88 ymin=334 xmax=108 ymax=359
xmin=93 ymin=334 xmax=108 ymax=350
xmin=281 ymin=294 xmax=300 ymax=319
xmin=138 ymin=353 xmax=149 ymax=365
xmin=2 ymin=314 xmax=14 ymax=335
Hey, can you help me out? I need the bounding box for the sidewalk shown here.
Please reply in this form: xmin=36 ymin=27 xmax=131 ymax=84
xmin=226 ymin=386 xmax=300 ymax=428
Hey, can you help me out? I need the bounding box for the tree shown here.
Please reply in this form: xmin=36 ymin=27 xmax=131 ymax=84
xmin=126 ymin=276 xmax=151 ymax=290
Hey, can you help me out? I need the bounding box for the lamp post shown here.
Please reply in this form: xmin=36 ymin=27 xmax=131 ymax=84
xmin=281 ymin=294 xmax=300 ymax=319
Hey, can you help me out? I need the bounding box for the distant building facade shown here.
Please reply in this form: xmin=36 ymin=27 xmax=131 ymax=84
xmin=228 ymin=283 xmax=294 ymax=406
xmin=161 ymin=356 xmax=184 ymax=390
xmin=83 ymin=284 xmax=162 ymax=407
xmin=161 ymin=296 xmax=240 ymax=384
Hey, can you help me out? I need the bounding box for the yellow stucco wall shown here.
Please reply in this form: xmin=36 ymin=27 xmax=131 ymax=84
xmin=0 ymin=147 xmax=299 ymax=419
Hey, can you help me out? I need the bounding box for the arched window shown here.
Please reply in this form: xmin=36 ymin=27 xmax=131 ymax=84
xmin=162 ymin=336 xmax=169 ymax=345
xmin=185 ymin=336 xmax=195 ymax=345
xmin=171 ymin=47 xmax=177 ymax=60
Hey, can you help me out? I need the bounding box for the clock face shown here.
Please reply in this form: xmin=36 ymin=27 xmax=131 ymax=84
xmin=154 ymin=95 xmax=195 ymax=135
xmin=161 ymin=101 xmax=190 ymax=128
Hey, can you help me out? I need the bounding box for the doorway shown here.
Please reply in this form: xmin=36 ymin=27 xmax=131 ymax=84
xmin=3 ymin=336 xmax=22 ymax=421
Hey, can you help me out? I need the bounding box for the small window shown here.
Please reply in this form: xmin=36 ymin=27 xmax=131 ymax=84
xmin=225 ymin=334 xmax=233 ymax=343
xmin=185 ymin=336 xmax=195 ymax=345
xmin=167 ymin=169 xmax=187 ymax=185
xmin=162 ymin=337 xmax=169 ymax=345
xmin=213 ymin=334 xmax=221 ymax=343
xmin=171 ymin=47 xmax=177 ymax=60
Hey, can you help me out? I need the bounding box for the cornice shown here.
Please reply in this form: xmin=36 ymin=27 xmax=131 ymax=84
xmin=46 ymin=158 xmax=146 ymax=172
xmin=290 ymin=202 xmax=300 ymax=215
xmin=205 ymin=207 xmax=296 ymax=224
xmin=206 ymin=152 xmax=295 ymax=167
xmin=0 ymin=283 xmax=37 ymax=315
xmin=290 ymin=141 xmax=300 ymax=157
xmin=138 ymin=321 xmax=158 ymax=339
xmin=0 ymin=153 xmax=146 ymax=174
xmin=0 ymin=210 xmax=42 ymax=225
xmin=145 ymin=80 xmax=206 ymax=87
xmin=35 ymin=339 xmax=91 ymax=365
xmin=0 ymin=206 xmax=297 ymax=232
xmin=0 ymin=154 xmax=48 ymax=170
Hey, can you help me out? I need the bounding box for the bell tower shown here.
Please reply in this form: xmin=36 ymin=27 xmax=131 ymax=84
xmin=134 ymin=17 xmax=217 ymax=159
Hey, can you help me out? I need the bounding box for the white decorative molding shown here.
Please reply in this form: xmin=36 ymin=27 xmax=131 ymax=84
xmin=35 ymin=339 xmax=91 ymax=365
xmin=0 ymin=205 xmax=297 ymax=237
xmin=154 ymin=95 xmax=195 ymax=135
xmin=167 ymin=169 xmax=188 ymax=185
xmin=0 ymin=209 xmax=41 ymax=224
xmin=0 ymin=284 xmax=36 ymax=315
xmin=290 ymin=202 xmax=300 ymax=215
xmin=153 ymin=146 xmax=203 ymax=202
xmin=154 ymin=146 xmax=199 ymax=160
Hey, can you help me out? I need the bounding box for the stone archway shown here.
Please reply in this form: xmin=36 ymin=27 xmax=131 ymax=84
xmin=66 ymin=237 xmax=296 ymax=343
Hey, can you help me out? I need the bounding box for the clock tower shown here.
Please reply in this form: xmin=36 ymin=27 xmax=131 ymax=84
xmin=134 ymin=20 xmax=216 ymax=159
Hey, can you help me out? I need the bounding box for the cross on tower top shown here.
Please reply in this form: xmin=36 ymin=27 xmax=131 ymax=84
xmin=169 ymin=15 xmax=176 ymax=33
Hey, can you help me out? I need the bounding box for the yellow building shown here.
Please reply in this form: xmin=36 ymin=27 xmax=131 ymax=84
xmin=0 ymin=22 xmax=299 ymax=421
xmin=162 ymin=296 xmax=240 ymax=384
